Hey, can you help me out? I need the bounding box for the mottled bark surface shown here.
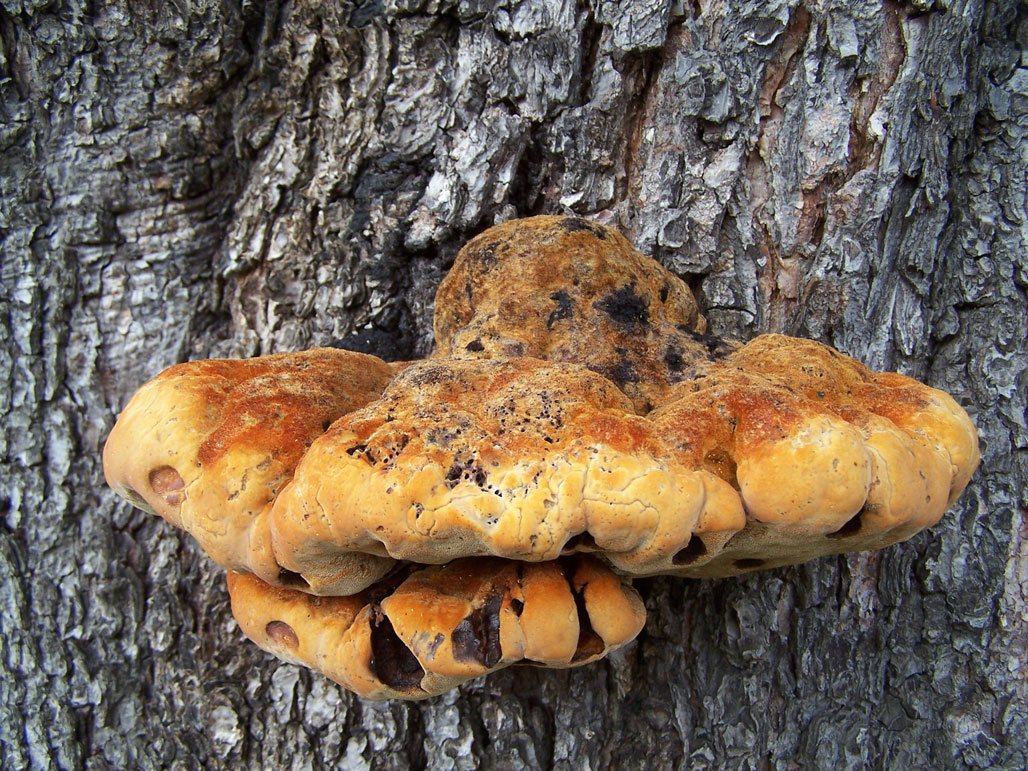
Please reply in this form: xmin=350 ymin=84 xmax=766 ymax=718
xmin=1 ymin=0 xmax=1026 ymax=768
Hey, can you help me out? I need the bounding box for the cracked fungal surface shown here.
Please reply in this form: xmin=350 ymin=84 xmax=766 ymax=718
xmin=103 ymin=215 xmax=980 ymax=700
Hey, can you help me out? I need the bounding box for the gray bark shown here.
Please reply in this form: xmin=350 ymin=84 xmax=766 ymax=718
xmin=1 ymin=0 xmax=1025 ymax=768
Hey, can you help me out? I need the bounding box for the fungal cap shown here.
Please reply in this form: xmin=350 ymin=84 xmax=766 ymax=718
xmin=226 ymin=556 xmax=645 ymax=701
xmin=103 ymin=348 xmax=395 ymax=586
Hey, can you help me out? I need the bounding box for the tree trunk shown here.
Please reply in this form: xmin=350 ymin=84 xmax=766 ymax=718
xmin=1 ymin=1 xmax=1025 ymax=768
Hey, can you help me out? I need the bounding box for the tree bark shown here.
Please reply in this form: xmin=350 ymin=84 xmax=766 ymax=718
xmin=1 ymin=0 xmax=1025 ymax=768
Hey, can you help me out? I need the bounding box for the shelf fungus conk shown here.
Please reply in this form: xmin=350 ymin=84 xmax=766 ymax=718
xmin=104 ymin=215 xmax=979 ymax=700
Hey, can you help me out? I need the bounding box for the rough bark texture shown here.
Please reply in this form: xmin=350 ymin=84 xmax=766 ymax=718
xmin=1 ymin=0 xmax=1026 ymax=768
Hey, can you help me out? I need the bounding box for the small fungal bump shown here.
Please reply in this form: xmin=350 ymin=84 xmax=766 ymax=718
xmin=149 ymin=466 xmax=184 ymax=506
xmin=266 ymin=620 xmax=299 ymax=649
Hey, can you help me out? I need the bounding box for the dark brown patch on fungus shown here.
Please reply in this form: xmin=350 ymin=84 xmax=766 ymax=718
xmin=365 ymin=564 xmax=417 ymax=605
xmin=277 ymin=567 xmax=310 ymax=590
xmin=369 ymin=609 xmax=425 ymax=690
xmin=547 ymin=290 xmax=574 ymax=330
xmin=595 ymin=283 xmax=649 ymax=328
xmin=672 ymin=535 xmax=707 ymax=565
xmin=444 ymin=460 xmax=488 ymax=489
xmin=827 ymin=510 xmax=864 ymax=539
xmin=681 ymin=327 xmax=734 ymax=360
xmin=562 ymin=531 xmax=598 ymax=554
xmin=570 ymin=581 xmax=604 ymax=663
xmin=605 ymin=354 xmax=640 ymax=390
xmin=469 ymin=239 xmax=502 ymax=267
xmin=406 ymin=363 xmax=456 ymax=387
xmin=664 ymin=346 xmax=685 ymax=373
xmin=451 ymin=592 xmax=504 ymax=668
xmin=558 ymin=216 xmax=608 ymax=239
xmin=734 ymin=558 xmax=765 ymax=570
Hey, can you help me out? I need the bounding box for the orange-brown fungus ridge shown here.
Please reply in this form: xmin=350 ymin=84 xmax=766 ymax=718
xmin=104 ymin=215 xmax=979 ymax=700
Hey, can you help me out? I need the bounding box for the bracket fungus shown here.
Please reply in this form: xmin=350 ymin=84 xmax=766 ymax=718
xmin=104 ymin=215 xmax=979 ymax=700
xmin=227 ymin=555 xmax=645 ymax=700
